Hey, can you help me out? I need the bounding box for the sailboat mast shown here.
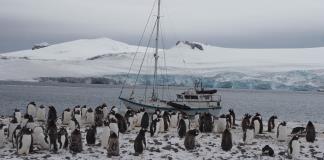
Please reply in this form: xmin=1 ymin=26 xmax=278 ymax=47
xmin=152 ymin=0 xmax=161 ymax=100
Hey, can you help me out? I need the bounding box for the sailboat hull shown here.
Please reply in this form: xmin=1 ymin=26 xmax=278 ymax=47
xmin=119 ymin=97 xmax=222 ymax=116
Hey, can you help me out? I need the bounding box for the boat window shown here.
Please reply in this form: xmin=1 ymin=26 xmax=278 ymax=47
xmin=191 ymin=95 xmax=198 ymax=99
xmin=204 ymin=95 xmax=210 ymax=99
xmin=184 ymin=95 xmax=191 ymax=99
xmin=177 ymin=95 xmax=183 ymax=99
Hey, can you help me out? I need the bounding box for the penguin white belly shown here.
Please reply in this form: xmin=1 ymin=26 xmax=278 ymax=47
xmin=33 ymin=129 xmax=49 ymax=149
xmin=213 ymin=120 xmax=218 ymax=133
xmin=62 ymin=111 xmax=72 ymax=125
xmin=36 ymin=108 xmax=46 ymax=121
xmin=86 ymin=113 xmax=95 ymax=125
xmin=277 ymin=126 xmax=287 ymax=141
xmin=103 ymin=108 xmax=109 ymax=119
xmin=159 ymin=118 xmax=164 ymax=132
xmin=75 ymin=115 xmax=82 ymax=126
xmin=69 ymin=121 xmax=76 ymax=132
xmin=184 ymin=119 xmax=190 ymax=131
xmin=0 ymin=130 xmax=4 ymax=147
xmin=170 ymin=115 xmax=177 ymax=128
xmin=110 ymin=123 xmax=119 ymax=136
xmin=217 ymin=118 xmax=227 ymax=133
xmin=291 ymin=140 xmax=300 ymax=158
xmin=21 ymin=118 xmax=29 ymax=127
xmin=274 ymin=119 xmax=278 ymax=129
xmin=155 ymin=121 xmax=160 ymax=136
xmin=194 ymin=115 xmax=199 ymax=129
xmin=58 ymin=136 xmax=66 ymax=150
xmin=18 ymin=135 xmax=32 ymax=155
xmin=27 ymin=105 xmax=36 ymax=117
xmin=128 ymin=117 xmax=135 ymax=131
xmin=245 ymin=129 xmax=254 ymax=144
xmin=136 ymin=113 xmax=143 ymax=127
xmin=8 ymin=123 xmax=18 ymax=142
xmin=230 ymin=115 xmax=234 ymax=126
xmin=26 ymin=122 xmax=36 ymax=130
xmin=254 ymin=120 xmax=260 ymax=135
xmin=101 ymin=126 xmax=110 ymax=148
xmin=15 ymin=112 xmax=21 ymax=123
xmin=81 ymin=108 xmax=87 ymax=120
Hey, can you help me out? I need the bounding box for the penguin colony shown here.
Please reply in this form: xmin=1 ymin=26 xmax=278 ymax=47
xmin=0 ymin=102 xmax=318 ymax=159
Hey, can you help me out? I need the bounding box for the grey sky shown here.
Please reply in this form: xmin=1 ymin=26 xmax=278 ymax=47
xmin=0 ymin=0 xmax=324 ymax=53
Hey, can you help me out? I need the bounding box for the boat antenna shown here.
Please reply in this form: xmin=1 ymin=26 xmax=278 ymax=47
xmin=152 ymin=0 xmax=161 ymax=101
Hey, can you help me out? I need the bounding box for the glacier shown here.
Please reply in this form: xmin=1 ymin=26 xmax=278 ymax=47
xmin=1 ymin=38 xmax=324 ymax=91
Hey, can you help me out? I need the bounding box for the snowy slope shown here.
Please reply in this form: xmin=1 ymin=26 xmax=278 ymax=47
xmin=1 ymin=38 xmax=324 ymax=90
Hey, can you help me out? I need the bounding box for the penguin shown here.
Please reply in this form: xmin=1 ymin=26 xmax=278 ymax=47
xmin=73 ymin=105 xmax=81 ymax=113
xmin=110 ymin=106 xmax=118 ymax=115
xmin=141 ymin=112 xmax=149 ymax=130
xmin=12 ymin=125 xmax=22 ymax=148
xmin=0 ymin=124 xmax=5 ymax=148
xmin=109 ymin=118 xmax=119 ymax=137
xmin=95 ymin=106 xmax=104 ymax=127
xmin=225 ymin=114 xmax=232 ymax=129
xmin=102 ymin=103 xmax=109 ymax=120
xmin=158 ymin=115 xmax=165 ymax=133
xmin=241 ymin=114 xmax=251 ymax=132
xmin=252 ymin=113 xmax=263 ymax=134
xmin=114 ymin=113 xmax=127 ymax=134
xmin=8 ymin=117 xmax=19 ymax=142
xmin=262 ymin=145 xmax=274 ymax=157
xmin=229 ymin=109 xmax=236 ymax=126
xmin=21 ymin=114 xmax=30 ymax=127
xmin=47 ymin=106 xmax=57 ymax=124
xmin=107 ymin=132 xmax=119 ymax=157
xmin=277 ymin=121 xmax=287 ymax=142
xmin=36 ymin=105 xmax=46 ymax=122
xmin=32 ymin=126 xmax=49 ymax=149
xmin=162 ymin=111 xmax=170 ymax=132
xmin=291 ymin=127 xmax=305 ymax=135
xmin=86 ymin=125 xmax=96 ymax=145
xmin=26 ymin=101 xmax=37 ymax=117
xmin=70 ymin=128 xmax=82 ymax=153
xmin=184 ymin=129 xmax=199 ymax=150
xmin=134 ymin=129 xmax=146 ymax=155
xmin=85 ymin=108 xmax=95 ymax=126
xmin=135 ymin=109 xmax=145 ymax=127
xmin=17 ymin=127 xmax=33 ymax=155
xmin=13 ymin=109 xmax=21 ymax=123
xmin=73 ymin=110 xmax=82 ymax=127
xmin=150 ymin=116 xmax=160 ymax=137
xmin=221 ymin=128 xmax=232 ymax=151
xmin=216 ymin=114 xmax=227 ymax=133
xmin=25 ymin=114 xmax=36 ymax=130
xmin=288 ymin=135 xmax=300 ymax=159
xmin=194 ymin=112 xmax=200 ymax=129
xmin=178 ymin=118 xmax=187 ymax=138
xmin=57 ymin=127 xmax=69 ymax=150
xmin=199 ymin=112 xmax=213 ymax=133
xmin=62 ymin=108 xmax=72 ymax=125
xmin=170 ymin=112 xmax=178 ymax=128
xmin=69 ymin=117 xmax=80 ymax=132
xmin=243 ymin=125 xmax=254 ymax=145
xmin=267 ymin=115 xmax=277 ymax=132
xmin=305 ymin=121 xmax=315 ymax=142
xmin=47 ymin=120 xmax=58 ymax=152
xmin=183 ymin=115 xmax=190 ymax=131
xmin=81 ymin=105 xmax=87 ymax=120
xmin=101 ymin=121 xmax=111 ymax=149
xmin=125 ymin=111 xmax=135 ymax=131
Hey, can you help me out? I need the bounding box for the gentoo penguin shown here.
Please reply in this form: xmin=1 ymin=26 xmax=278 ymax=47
xmin=150 ymin=116 xmax=160 ymax=137
xmin=162 ymin=111 xmax=170 ymax=132
xmin=134 ymin=129 xmax=146 ymax=155
xmin=21 ymin=114 xmax=30 ymax=127
xmin=81 ymin=105 xmax=87 ymax=120
xmin=32 ymin=126 xmax=49 ymax=149
xmin=86 ymin=125 xmax=97 ymax=145
xmin=62 ymin=108 xmax=72 ymax=125
xmin=47 ymin=120 xmax=58 ymax=152
xmin=125 ymin=110 xmax=135 ymax=131
xmin=216 ymin=114 xmax=227 ymax=133
xmin=225 ymin=114 xmax=232 ymax=129
xmin=194 ymin=112 xmax=200 ymax=129
xmin=17 ymin=127 xmax=33 ymax=155
xmin=178 ymin=119 xmax=187 ymax=138
xmin=135 ymin=108 xmax=145 ymax=127
xmin=73 ymin=110 xmax=82 ymax=127
xmin=141 ymin=112 xmax=149 ymax=130
xmin=183 ymin=115 xmax=190 ymax=131
xmin=306 ymin=121 xmax=315 ymax=142
xmin=184 ymin=129 xmax=199 ymax=150
xmin=69 ymin=117 xmax=80 ymax=132
xmin=109 ymin=118 xmax=119 ymax=137
xmin=252 ymin=113 xmax=263 ymax=134
xmin=0 ymin=124 xmax=5 ymax=148
xmin=73 ymin=105 xmax=81 ymax=113
xmin=199 ymin=112 xmax=213 ymax=133
xmin=288 ymin=135 xmax=300 ymax=159
xmin=57 ymin=127 xmax=69 ymax=150
xmin=291 ymin=127 xmax=305 ymax=135
xmin=13 ymin=109 xmax=21 ymax=123
xmin=262 ymin=145 xmax=274 ymax=157
xmin=277 ymin=121 xmax=287 ymax=142
xmin=114 ymin=113 xmax=127 ymax=134
xmin=101 ymin=121 xmax=111 ymax=149
xmin=85 ymin=108 xmax=95 ymax=126
xmin=95 ymin=106 xmax=104 ymax=127
xmin=243 ymin=125 xmax=254 ymax=145
xmin=47 ymin=106 xmax=57 ymax=124
xmin=12 ymin=125 xmax=22 ymax=148
xmin=26 ymin=101 xmax=37 ymax=117
xmin=107 ymin=132 xmax=119 ymax=157
xmin=267 ymin=115 xmax=278 ymax=132
xmin=170 ymin=112 xmax=178 ymax=128
xmin=102 ymin=103 xmax=109 ymax=120
xmin=8 ymin=117 xmax=19 ymax=142
xmin=229 ymin=109 xmax=236 ymax=126
xmin=25 ymin=114 xmax=36 ymax=130
xmin=70 ymin=128 xmax=82 ymax=154
xmin=36 ymin=105 xmax=46 ymax=122
xmin=158 ymin=115 xmax=165 ymax=133
xmin=221 ymin=128 xmax=232 ymax=151
xmin=241 ymin=114 xmax=252 ymax=132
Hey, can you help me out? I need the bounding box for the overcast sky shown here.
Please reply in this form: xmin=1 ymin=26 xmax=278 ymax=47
xmin=0 ymin=0 xmax=324 ymax=53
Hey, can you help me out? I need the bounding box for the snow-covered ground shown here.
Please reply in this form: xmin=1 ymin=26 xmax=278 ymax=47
xmin=0 ymin=115 xmax=323 ymax=160
xmin=1 ymin=38 xmax=324 ymax=90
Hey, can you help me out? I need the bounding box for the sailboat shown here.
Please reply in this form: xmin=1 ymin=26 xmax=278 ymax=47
xmin=119 ymin=0 xmax=222 ymax=116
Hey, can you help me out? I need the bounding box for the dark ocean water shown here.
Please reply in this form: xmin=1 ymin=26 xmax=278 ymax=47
xmin=0 ymin=82 xmax=323 ymax=123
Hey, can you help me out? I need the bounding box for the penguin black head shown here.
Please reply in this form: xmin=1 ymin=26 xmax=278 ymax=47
xmin=171 ymin=112 xmax=176 ymax=115
xmin=229 ymin=109 xmax=234 ymax=113
xmin=72 ymin=128 xmax=81 ymax=135
xmin=59 ymin=127 xmax=68 ymax=135
xmin=74 ymin=110 xmax=81 ymax=115
xmin=29 ymin=101 xmax=36 ymax=105
xmin=139 ymin=128 xmax=147 ymax=135
xmin=155 ymin=109 xmax=161 ymax=115
xmin=102 ymin=103 xmax=107 ymax=108
xmin=140 ymin=107 xmax=145 ymax=112
xmin=103 ymin=120 xmax=110 ymax=126
xmin=110 ymin=118 xmax=117 ymax=123
xmin=111 ymin=106 xmax=118 ymax=114
xmin=110 ymin=132 xmax=118 ymax=139
xmin=307 ymin=121 xmax=314 ymax=127
xmin=220 ymin=114 xmax=226 ymax=118
xmin=281 ymin=121 xmax=287 ymax=126
xmin=255 ymin=113 xmax=261 ymax=116
xmin=14 ymin=109 xmax=20 ymax=112
xmin=0 ymin=124 xmax=5 ymax=129
xmin=11 ymin=117 xmax=18 ymax=123
xmin=81 ymin=105 xmax=87 ymax=108
xmin=22 ymin=127 xmax=33 ymax=134
xmin=24 ymin=113 xmax=30 ymax=119
xmin=291 ymin=135 xmax=299 ymax=141
xmin=195 ymin=112 xmax=200 ymax=115
xmin=87 ymin=108 xmax=93 ymax=113
xmin=27 ymin=115 xmax=34 ymax=122
xmin=39 ymin=105 xmax=45 ymax=109
xmin=75 ymin=105 xmax=80 ymax=109
xmin=65 ymin=108 xmax=71 ymax=112
xmin=273 ymin=115 xmax=278 ymax=119
xmin=187 ymin=129 xmax=199 ymax=136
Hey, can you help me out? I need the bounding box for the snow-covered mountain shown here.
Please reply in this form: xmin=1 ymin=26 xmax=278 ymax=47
xmin=1 ymin=37 xmax=324 ymax=91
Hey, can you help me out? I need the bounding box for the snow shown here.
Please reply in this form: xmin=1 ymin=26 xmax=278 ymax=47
xmin=1 ymin=38 xmax=324 ymax=90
